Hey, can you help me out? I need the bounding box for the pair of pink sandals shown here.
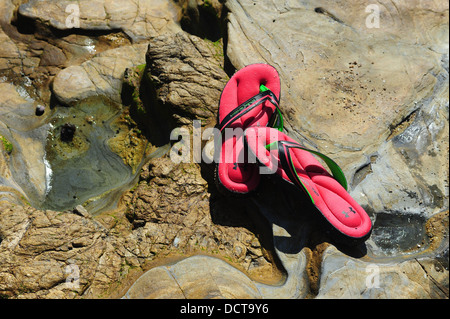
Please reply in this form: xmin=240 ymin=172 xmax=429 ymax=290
xmin=215 ymin=64 xmax=372 ymax=244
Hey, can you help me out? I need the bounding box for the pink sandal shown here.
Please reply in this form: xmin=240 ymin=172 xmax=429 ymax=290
xmin=244 ymin=126 xmax=372 ymax=243
xmin=215 ymin=64 xmax=282 ymax=194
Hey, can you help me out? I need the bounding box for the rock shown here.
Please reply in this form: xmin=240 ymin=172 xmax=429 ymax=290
xmin=52 ymin=66 xmax=96 ymax=106
xmin=124 ymin=155 xmax=280 ymax=282
xmin=73 ymin=205 xmax=91 ymax=219
xmin=0 ymin=82 xmax=50 ymax=205
xmin=60 ymin=123 xmax=76 ymax=142
xmin=123 ymin=266 xmax=186 ymax=299
xmin=0 ymin=26 xmax=21 ymax=72
xmin=316 ymin=245 xmax=449 ymax=299
xmin=0 ymin=0 xmax=15 ymax=23
xmin=122 ymin=32 xmax=286 ymax=287
xmin=39 ymin=44 xmax=66 ymax=67
xmin=224 ymin=0 xmax=448 ymax=297
xmin=52 ymin=43 xmax=148 ymax=105
xmin=145 ymin=31 xmax=228 ymax=126
xmin=123 ymin=255 xmax=262 ymax=299
xmin=225 ymin=0 xmax=448 ymax=210
xmin=0 ymin=202 xmax=110 ymax=298
xmin=1 ymin=30 xmax=287 ymax=299
xmin=1 ymin=2 xmax=67 ymax=102
xmin=0 ymin=0 xmax=448 ymax=300
xmin=18 ymin=0 xmax=182 ymax=42
xmin=35 ymin=104 xmax=45 ymax=116
xmin=178 ymin=0 xmax=224 ymax=41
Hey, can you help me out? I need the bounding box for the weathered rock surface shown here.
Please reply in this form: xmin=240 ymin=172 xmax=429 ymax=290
xmin=317 ymin=245 xmax=449 ymax=299
xmin=0 ymin=30 xmax=284 ymax=298
xmin=18 ymin=0 xmax=182 ymax=42
xmin=226 ymin=0 xmax=449 ymax=220
xmin=223 ymin=0 xmax=449 ymax=296
xmin=123 ymin=255 xmax=262 ymax=299
xmin=145 ymin=31 xmax=227 ymax=125
xmin=122 ymin=33 xmax=283 ymax=283
xmin=123 ymin=0 xmax=450 ymax=299
xmin=0 ymin=0 xmax=448 ymax=300
xmin=226 ymin=0 xmax=448 ymax=191
xmin=123 ymin=156 xmax=280 ymax=280
xmin=0 ymin=202 xmax=110 ymax=298
xmin=0 ymin=82 xmax=50 ymax=205
xmin=52 ymin=43 xmax=148 ymax=105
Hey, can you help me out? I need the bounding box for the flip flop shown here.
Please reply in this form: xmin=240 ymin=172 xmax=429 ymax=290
xmin=215 ymin=64 xmax=282 ymax=194
xmin=244 ymin=126 xmax=372 ymax=243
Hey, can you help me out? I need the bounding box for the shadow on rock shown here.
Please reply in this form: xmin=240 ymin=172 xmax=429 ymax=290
xmin=206 ymin=164 xmax=370 ymax=259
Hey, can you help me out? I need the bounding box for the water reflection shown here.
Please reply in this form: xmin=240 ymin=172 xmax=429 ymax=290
xmin=41 ymin=98 xmax=134 ymax=213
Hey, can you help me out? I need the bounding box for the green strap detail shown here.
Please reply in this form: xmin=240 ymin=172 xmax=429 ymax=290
xmin=259 ymin=84 xmax=270 ymax=93
xmin=265 ymin=141 xmax=348 ymax=190
xmin=296 ymin=146 xmax=348 ymax=191
xmin=265 ymin=141 xmax=278 ymax=150
xmin=288 ymin=152 xmax=316 ymax=203
xmin=260 ymin=84 xmax=283 ymax=131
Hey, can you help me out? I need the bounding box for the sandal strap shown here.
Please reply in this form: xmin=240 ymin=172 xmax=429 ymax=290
xmin=218 ymin=85 xmax=282 ymax=132
xmin=273 ymin=140 xmax=348 ymax=202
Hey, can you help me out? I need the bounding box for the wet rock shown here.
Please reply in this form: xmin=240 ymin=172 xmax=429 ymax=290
xmin=42 ymin=97 xmax=140 ymax=213
xmin=369 ymin=212 xmax=427 ymax=255
xmin=0 ymin=82 xmax=50 ymax=205
xmin=60 ymin=123 xmax=76 ymax=142
xmin=35 ymin=104 xmax=45 ymax=116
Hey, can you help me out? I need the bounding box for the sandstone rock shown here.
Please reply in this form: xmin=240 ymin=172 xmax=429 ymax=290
xmin=124 ymin=255 xmax=262 ymax=299
xmin=120 ymin=0 xmax=450 ymax=300
xmin=145 ymin=31 xmax=228 ymax=126
xmin=178 ymin=0 xmax=224 ymax=41
xmin=0 ymin=27 xmax=21 ymax=71
xmin=52 ymin=43 xmax=148 ymax=106
xmin=0 ymin=0 xmax=15 ymax=23
xmin=0 ymin=0 xmax=448 ymax=300
xmin=51 ymin=65 xmax=96 ymax=105
xmin=73 ymin=205 xmax=91 ymax=219
xmin=39 ymin=45 xmax=66 ymax=67
xmin=1 ymin=30 xmax=286 ymax=299
xmin=121 ymin=32 xmax=286 ymax=288
xmin=124 ymin=155 xmax=279 ymax=282
xmin=316 ymin=245 xmax=449 ymax=299
xmin=123 ymin=266 xmax=186 ymax=299
xmin=225 ymin=0 xmax=449 ymax=219
xmin=18 ymin=0 xmax=182 ymax=42
xmin=0 ymin=202 xmax=107 ymax=298
xmin=225 ymin=0 xmax=448 ymax=297
xmin=0 ymin=82 xmax=50 ymax=205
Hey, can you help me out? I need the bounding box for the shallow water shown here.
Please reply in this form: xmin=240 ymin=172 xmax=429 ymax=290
xmin=367 ymin=211 xmax=427 ymax=257
xmin=39 ymin=98 xmax=135 ymax=213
